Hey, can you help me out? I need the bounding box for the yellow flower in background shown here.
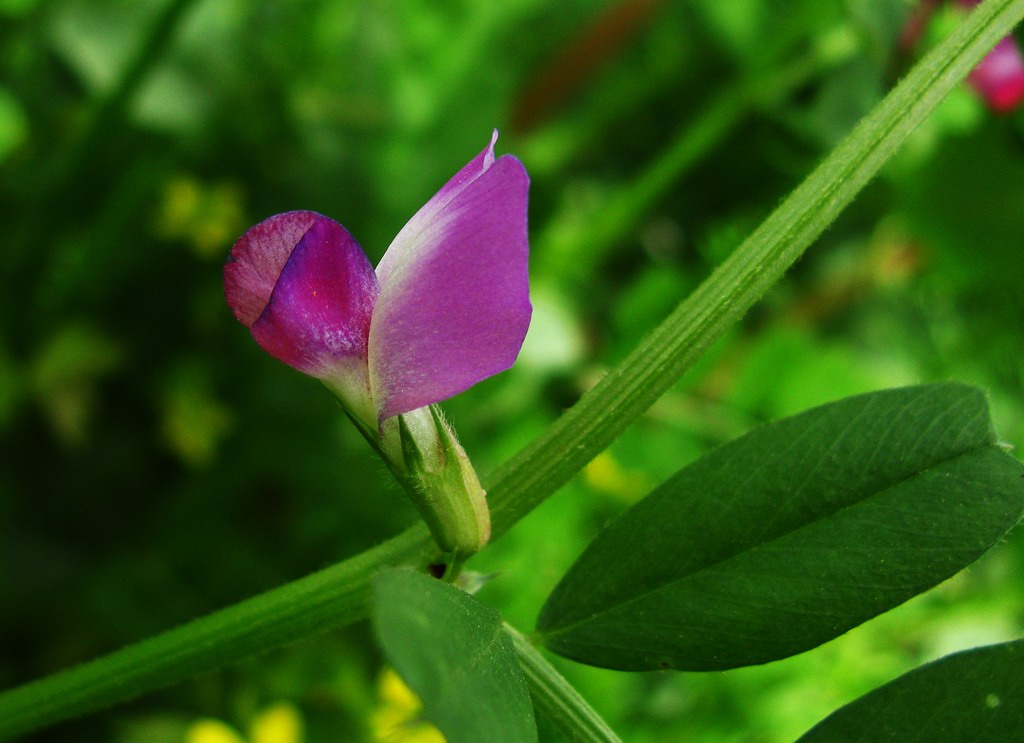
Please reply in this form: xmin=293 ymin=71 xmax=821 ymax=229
xmin=160 ymin=361 xmax=234 ymax=468
xmin=583 ymin=451 xmax=650 ymax=503
xmin=184 ymin=703 xmax=303 ymax=743
xmin=250 ymin=703 xmax=303 ymax=743
xmin=185 ymin=719 xmax=246 ymax=743
xmin=157 ymin=174 xmax=246 ymax=260
xmin=371 ymin=668 xmax=445 ymax=743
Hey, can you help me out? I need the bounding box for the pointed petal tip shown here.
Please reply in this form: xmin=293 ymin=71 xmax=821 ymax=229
xmin=370 ymin=144 xmax=531 ymax=420
xmin=484 ymin=129 xmax=499 ymax=167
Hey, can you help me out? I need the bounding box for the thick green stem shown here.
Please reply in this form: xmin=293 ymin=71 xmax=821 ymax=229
xmin=0 ymin=528 xmax=432 ymax=740
xmin=0 ymin=0 xmax=1021 ymax=737
xmin=506 ymin=624 xmax=623 ymax=743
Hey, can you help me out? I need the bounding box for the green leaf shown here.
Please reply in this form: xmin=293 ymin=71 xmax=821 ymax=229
xmin=797 ymin=639 xmax=1024 ymax=741
xmin=537 ymin=384 xmax=1024 ymax=671
xmin=372 ymin=569 xmax=538 ymax=743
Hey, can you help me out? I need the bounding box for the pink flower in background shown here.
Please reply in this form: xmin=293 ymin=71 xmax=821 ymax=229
xmin=902 ymin=1 xmax=1024 ymax=113
xmin=224 ymin=132 xmax=531 ymax=426
xmin=966 ymin=34 xmax=1024 ymax=112
xmin=958 ymin=0 xmax=1024 ymax=112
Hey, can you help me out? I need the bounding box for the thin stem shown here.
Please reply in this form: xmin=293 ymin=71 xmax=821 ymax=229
xmin=0 ymin=1 xmax=1020 ymax=737
xmin=506 ymin=623 xmax=623 ymax=743
xmin=537 ymin=38 xmax=850 ymax=291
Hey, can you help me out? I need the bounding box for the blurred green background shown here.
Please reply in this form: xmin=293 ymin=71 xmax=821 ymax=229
xmin=2 ymin=0 xmax=1024 ymax=741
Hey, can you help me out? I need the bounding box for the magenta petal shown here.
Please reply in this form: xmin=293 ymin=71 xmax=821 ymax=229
xmin=369 ymin=135 xmax=531 ymax=420
xmin=225 ymin=211 xmax=321 ymax=327
xmin=250 ymin=214 xmax=379 ymax=380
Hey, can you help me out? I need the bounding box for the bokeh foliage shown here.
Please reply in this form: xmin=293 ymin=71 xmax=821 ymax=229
xmin=2 ymin=0 xmax=1023 ymax=740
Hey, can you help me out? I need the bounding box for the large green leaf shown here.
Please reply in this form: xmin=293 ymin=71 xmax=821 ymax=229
xmin=537 ymin=384 xmax=1024 ymax=671
xmin=798 ymin=639 xmax=1024 ymax=741
xmin=372 ymin=568 xmax=538 ymax=743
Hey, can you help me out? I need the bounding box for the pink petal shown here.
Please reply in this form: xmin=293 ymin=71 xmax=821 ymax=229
xmin=249 ymin=214 xmax=379 ymax=380
xmin=369 ymin=134 xmax=531 ymax=420
xmin=225 ymin=211 xmax=320 ymax=327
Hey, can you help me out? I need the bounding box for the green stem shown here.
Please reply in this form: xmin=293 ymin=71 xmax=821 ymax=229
xmin=506 ymin=623 xmax=623 ymax=743
xmin=0 ymin=528 xmax=432 ymax=740
xmin=0 ymin=0 xmax=1021 ymax=737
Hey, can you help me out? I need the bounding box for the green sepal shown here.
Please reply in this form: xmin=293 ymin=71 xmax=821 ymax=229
xmin=395 ymin=406 xmax=491 ymax=561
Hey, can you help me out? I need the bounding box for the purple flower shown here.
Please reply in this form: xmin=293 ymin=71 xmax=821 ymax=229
xmin=224 ymin=132 xmax=531 ymax=427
